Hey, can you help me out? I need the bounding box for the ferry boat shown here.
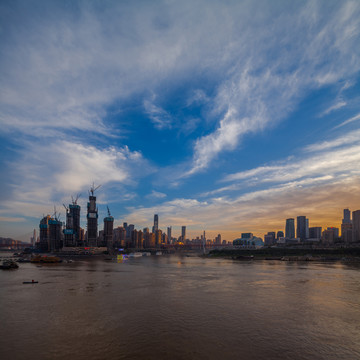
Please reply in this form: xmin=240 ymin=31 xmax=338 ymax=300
xmin=0 ymin=260 xmax=19 ymax=269
xmin=129 ymin=252 xmax=143 ymax=258
xmin=30 ymin=255 xmax=62 ymax=263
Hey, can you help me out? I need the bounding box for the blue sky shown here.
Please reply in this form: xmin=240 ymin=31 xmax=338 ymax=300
xmin=1 ymin=0 xmax=360 ymax=241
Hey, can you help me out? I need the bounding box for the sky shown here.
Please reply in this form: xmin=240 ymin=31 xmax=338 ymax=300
xmin=1 ymin=0 xmax=360 ymax=242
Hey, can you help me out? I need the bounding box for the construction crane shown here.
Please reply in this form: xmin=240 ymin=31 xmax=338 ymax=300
xmin=52 ymin=206 xmax=61 ymax=221
xmin=89 ymin=183 xmax=101 ymax=196
xmin=107 ymin=206 xmax=111 ymax=217
xmin=71 ymin=194 xmax=81 ymax=205
xmin=63 ymin=204 xmax=69 ymax=213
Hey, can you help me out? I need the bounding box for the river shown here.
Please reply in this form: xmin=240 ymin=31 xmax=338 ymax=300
xmin=0 ymin=253 xmax=359 ymax=359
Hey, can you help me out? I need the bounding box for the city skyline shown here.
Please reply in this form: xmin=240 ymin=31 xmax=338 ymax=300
xmin=1 ymin=1 xmax=360 ymax=241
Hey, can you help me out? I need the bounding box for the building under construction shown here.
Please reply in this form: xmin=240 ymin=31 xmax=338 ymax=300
xmin=87 ymin=184 xmax=100 ymax=247
xmin=39 ymin=215 xmax=51 ymax=251
xmin=103 ymin=206 xmax=114 ymax=250
xmin=39 ymin=212 xmax=62 ymax=252
xmin=48 ymin=217 xmax=62 ymax=252
xmin=63 ymin=196 xmax=81 ymax=247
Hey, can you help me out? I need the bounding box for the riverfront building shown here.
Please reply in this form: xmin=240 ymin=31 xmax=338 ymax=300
xmin=297 ymin=216 xmax=307 ymax=242
xmin=352 ymin=210 xmax=360 ymax=243
xmin=285 ymin=218 xmax=295 ymax=239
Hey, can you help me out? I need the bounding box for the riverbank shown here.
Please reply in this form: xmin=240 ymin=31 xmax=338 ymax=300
xmin=209 ymin=247 xmax=360 ymax=262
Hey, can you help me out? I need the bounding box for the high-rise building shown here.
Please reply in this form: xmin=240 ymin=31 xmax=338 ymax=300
xmin=267 ymin=232 xmax=276 ymax=243
xmin=181 ymin=226 xmax=186 ymax=242
xmin=342 ymin=209 xmax=351 ymax=224
xmin=103 ymin=212 xmax=114 ymax=250
xmin=63 ymin=198 xmax=81 ymax=247
xmin=113 ymin=226 xmax=126 ymax=248
xmin=327 ymin=227 xmax=339 ymax=238
xmin=48 ymin=217 xmax=62 ymax=252
xmin=305 ymin=219 xmax=309 ymax=239
xmin=285 ymin=218 xmax=295 ymax=239
xmin=297 ymin=216 xmax=307 ymax=241
xmin=352 ymin=210 xmax=360 ymax=243
xmin=31 ymin=229 xmax=36 ymax=246
xmin=322 ymin=228 xmax=337 ymax=244
xmin=309 ymin=227 xmax=322 ymax=239
xmin=87 ymin=185 xmax=100 ymax=247
xmin=276 ymin=231 xmax=284 ymax=240
xmin=167 ymin=226 xmax=172 ymax=244
xmin=152 ymin=214 xmax=159 ymax=233
xmin=215 ymin=234 xmax=222 ymax=245
xmin=155 ymin=229 xmax=162 ymax=247
xmin=127 ymin=224 xmax=135 ymax=239
xmin=39 ymin=215 xmax=51 ymax=252
xmin=341 ymin=223 xmax=352 ymax=243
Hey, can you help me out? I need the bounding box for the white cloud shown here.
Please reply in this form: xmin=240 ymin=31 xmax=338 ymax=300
xmin=334 ymin=113 xmax=360 ymax=129
xmin=0 ymin=140 xmax=151 ymax=218
xmin=146 ymin=190 xmax=167 ymax=200
xmin=320 ymin=100 xmax=347 ymax=116
xmin=185 ymin=108 xmax=246 ymax=175
xmin=183 ymin=0 xmax=360 ymax=175
xmin=143 ymin=100 xmax=173 ymax=130
xmin=305 ymin=129 xmax=360 ymax=152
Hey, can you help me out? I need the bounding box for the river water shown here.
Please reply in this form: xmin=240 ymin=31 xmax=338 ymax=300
xmin=0 ymin=253 xmax=359 ymax=360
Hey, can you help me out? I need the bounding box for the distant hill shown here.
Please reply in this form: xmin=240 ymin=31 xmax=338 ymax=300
xmin=0 ymin=237 xmax=31 ymax=246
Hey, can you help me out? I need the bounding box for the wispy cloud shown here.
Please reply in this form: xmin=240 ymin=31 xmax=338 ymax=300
xmin=182 ymin=0 xmax=360 ymax=176
xmin=305 ymin=129 xmax=360 ymax=152
xmin=320 ymin=100 xmax=347 ymax=117
xmin=146 ymin=190 xmax=167 ymax=200
xmin=334 ymin=113 xmax=360 ymax=129
xmin=143 ymin=100 xmax=173 ymax=130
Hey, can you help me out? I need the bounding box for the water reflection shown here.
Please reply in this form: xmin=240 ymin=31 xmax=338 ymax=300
xmin=0 ymin=255 xmax=359 ymax=360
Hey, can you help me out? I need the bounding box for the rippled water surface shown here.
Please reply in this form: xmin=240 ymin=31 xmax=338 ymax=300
xmin=1 ymin=254 xmax=360 ymax=360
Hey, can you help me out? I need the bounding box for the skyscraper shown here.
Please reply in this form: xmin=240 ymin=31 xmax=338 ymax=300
xmin=48 ymin=217 xmax=62 ymax=252
xmin=39 ymin=215 xmax=51 ymax=252
xmin=63 ymin=197 xmax=81 ymax=247
xmin=297 ymin=216 xmax=307 ymax=241
xmin=152 ymin=214 xmax=159 ymax=233
xmin=103 ymin=211 xmax=114 ymax=250
xmin=69 ymin=202 xmax=81 ymax=245
xmin=181 ymin=226 xmax=186 ymax=242
xmin=285 ymin=218 xmax=295 ymax=239
xmin=167 ymin=226 xmax=172 ymax=244
xmin=87 ymin=184 xmax=100 ymax=247
xmin=342 ymin=209 xmax=351 ymax=224
xmin=352 ymin=210 xmax=360 ymax=243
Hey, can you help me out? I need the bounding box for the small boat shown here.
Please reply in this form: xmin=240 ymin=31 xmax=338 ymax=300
xmin=233 ymin=255 xmax=254 ymax=261
xmin=23 ymin=280 xmax=38 ymax=284
xmin=155 ymin=251 xmax=162 ymax=256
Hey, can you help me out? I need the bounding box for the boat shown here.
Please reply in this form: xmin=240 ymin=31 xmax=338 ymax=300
xmin=233 ymin=255 xmax=254 ymax=261
xmin=0 ymin=260 xmax=19 ymax=269
xmin=129 ymin=252 xmax=143 ymax=258
xmin=155 ymin=251 xmax=162 ymax=256
xmin=142 ymin=252 xmax=151 ymax=256
xmin=23 ymin=280 xmax=38 ymax=284
xmin=30 ymin=255 xmax=62 ymax=263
